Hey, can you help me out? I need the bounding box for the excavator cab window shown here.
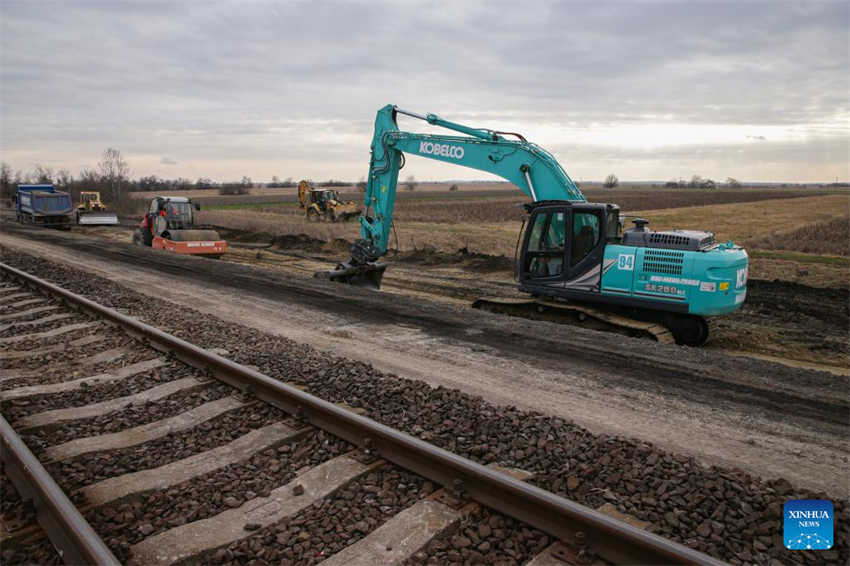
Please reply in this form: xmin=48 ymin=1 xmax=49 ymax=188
xmin=571 ymin=212 xmax=600 ymax=267
xmin=525 ymin=210 xmax=565 ymax=278
xmin=605 ymin=209 xmax=622 ymax=241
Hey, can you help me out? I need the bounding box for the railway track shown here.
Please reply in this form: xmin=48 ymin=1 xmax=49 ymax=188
xmin=0 ymin=262 xmax=725 ymax=565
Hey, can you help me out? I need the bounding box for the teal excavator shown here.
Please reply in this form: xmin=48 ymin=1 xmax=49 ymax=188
xmin=319 ymin=105 xmax=748 ymax=345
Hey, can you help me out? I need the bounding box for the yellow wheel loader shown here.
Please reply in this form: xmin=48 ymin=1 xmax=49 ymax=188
xmin=76 ymin=191 xmax=119 ymax=225
xmin=297 ymin=180 xmax=361 ymax=222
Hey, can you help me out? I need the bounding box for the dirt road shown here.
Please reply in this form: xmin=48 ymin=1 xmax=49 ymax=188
xmin=1 ymin=224 xmax=848 ymax=499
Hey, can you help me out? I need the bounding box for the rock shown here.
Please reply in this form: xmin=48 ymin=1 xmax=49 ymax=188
xmin=478 ymin=524 xmax=491 ymax=538
xmin=664 ymin=511 xmax=680 ymax=528
xmin=772 ymin=478 xmax=793 ymax=496
xmin=292 ymin=484 xmax=305 ymax=496
xmin=138 ymin=523 xmax=154 ymax=535
xmin=451 ymin=535 xmax=472 ymax=549
xmin=477 ymin=541 xmax=491 ymax=553
xmin=567 ymin=475 xmax=580 ymax=490
xmin=696 ymin=522 xmax=711 ymax=538
xmin=244 ymin=523 xmax=261 ymax=531
xmin=223 ymin=496 xmax=241 ymax=508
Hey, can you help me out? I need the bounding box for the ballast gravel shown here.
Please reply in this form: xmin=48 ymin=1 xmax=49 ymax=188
xmin=184 ymin=467 xmax=426 ymax=566
xmin=45 ymin=403 xmax=289 ymax=498
xmin=87 ymin=430 xmax=350 ymax=562
xmin=1 ymin=359 xmax=184 ymax=422
xmin=21 ymin=381 xmax=228 ymax=450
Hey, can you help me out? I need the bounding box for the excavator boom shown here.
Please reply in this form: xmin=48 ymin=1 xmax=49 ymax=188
xmin=359 ymin=105 xmax=583 ymax=256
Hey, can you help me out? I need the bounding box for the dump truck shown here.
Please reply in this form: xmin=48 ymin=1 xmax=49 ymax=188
xmin=132 ymin=196 xmax=227 ymax=258
xmin=76 ymin=191 xmax=119 ymax=225
xmin=297 ymin=180 xmax=361 ymax=222
xmin=15 ymin=185 xmax=73 ymax=229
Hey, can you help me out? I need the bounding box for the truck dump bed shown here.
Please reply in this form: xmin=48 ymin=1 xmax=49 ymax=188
xmin=16 ymin=185 xmax=73 ymax=228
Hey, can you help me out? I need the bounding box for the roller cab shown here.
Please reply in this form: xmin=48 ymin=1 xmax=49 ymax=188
xmin=133 ymin=196 xmax=226 ymax=259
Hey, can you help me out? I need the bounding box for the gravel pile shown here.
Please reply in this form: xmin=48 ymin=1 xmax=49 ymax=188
xmin=1 ymin=360 xmax=184 ymax=422
xmin=185 ymin=467 xmax=426 ymax=566
xmin=22 ymin=381 xmax=228 ymax=450
xmin=1 ymin=249 xmax=847 ymax=565
xmin=87 ymin=430 xmax=350 ymax=562
xmin=46 ymin=403 xmax=290 ymax=497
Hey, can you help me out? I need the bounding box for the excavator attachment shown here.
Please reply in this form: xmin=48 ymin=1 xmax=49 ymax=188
xmin=315 ymin=239 xmax=386 ymax=289
xmin=315 ymin=262 xmax=387 ymax=289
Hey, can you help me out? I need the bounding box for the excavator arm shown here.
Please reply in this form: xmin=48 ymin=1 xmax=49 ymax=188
xmin=358 ymin=105 xmax=584 ymax=259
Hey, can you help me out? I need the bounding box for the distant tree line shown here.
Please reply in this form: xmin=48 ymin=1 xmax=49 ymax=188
xmin=0 ymin=148 xmax=329 ymax=204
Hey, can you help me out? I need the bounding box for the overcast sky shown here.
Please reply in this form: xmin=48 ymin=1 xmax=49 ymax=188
xmin=1 ymin=1 xmax=848 ymax=183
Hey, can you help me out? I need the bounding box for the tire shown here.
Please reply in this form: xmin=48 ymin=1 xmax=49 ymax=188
xmin=132 ymin=229 xmax=144 ymax=246
xmin=307 ymin=208 xmax=321 ymax=222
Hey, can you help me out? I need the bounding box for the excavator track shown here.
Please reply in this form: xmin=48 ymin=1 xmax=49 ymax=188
xmin=472 ymin=297 xmax=676 ymax=344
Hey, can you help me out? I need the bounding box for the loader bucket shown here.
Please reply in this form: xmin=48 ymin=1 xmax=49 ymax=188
xmin=77 ymin=212 xmax=119 ymax=226
xmin=315 ymin=262 xmax=387 ymax=289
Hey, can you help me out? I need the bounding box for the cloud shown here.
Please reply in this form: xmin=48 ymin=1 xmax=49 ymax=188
xmin=0 ymin=1 xmax=846 ymax=182
xmin=160 ymin=157 xmax=178 ymax=165
xmin=747 ymin=136 xmax=767 ymax=141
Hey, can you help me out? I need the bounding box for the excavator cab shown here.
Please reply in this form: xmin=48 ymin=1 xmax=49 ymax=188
xmin=519 ymin=202 xmax=619 ymax=292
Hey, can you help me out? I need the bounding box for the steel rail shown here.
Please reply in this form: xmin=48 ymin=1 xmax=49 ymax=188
xmin=0 ymin=262 xmax=726 ymax=565
xmin=1 ymin=415 xmax=121 ymax=565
